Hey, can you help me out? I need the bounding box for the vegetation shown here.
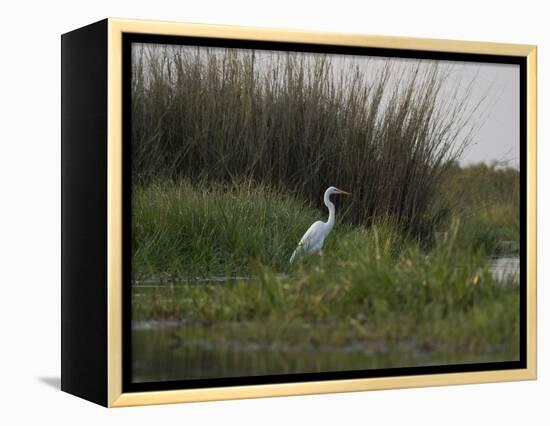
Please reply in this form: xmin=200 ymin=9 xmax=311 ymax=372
xmin=132 ymin=180 xmax=519 ymax=362
xmin=132 ymin=46 xmax=486 ymax=238
xmin=129 ymin=45 xmax=520 ymax=377
xmin=132 ymin=179 xmax=317 ymax=279
xmin=438 ymin=162 xmax=520 ymax=254
xmin=133 ymin=163 xmax=520 ymax=281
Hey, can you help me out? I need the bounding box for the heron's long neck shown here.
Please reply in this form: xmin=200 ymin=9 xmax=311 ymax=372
xmin=324 ymin=193 xmax=335 ymax=229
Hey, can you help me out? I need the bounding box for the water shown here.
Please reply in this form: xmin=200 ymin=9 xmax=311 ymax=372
xmin=132 ymin=319 xmax=515 ymax=383
xmin=131 ymin=255 xmax=520 ymax=383
xmin=135 ymin=258 xmax=520 ymax=286
xmin=489 ymin=256 xmax=520 ymax=282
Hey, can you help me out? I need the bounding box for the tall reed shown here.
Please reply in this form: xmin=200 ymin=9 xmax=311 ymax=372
xmin=132 ymin=44 xmax=486 ymax=238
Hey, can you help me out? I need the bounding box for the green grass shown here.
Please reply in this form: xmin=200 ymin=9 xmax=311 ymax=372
xmin=132 ymin=179 xmax=319 ymax=279
xmin=132 ymin=181 xmax=519 ymax=356
xmin=438 ymin=163 xmax=520 ymax=254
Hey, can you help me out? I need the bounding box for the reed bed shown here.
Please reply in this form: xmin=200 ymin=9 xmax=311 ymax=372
xmin=131 ymin=44 xmax=486 ymax=238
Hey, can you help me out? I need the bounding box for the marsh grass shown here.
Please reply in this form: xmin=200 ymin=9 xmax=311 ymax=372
xmin=132 ymin=179 xmax=319 ymax=278
xmin=439 ymin=163 xmax=520 ymax=254
xmin=132 ymin=45 xmax=487 ymax=237
xmin=133 ymin=206 xmax=519 ymax=353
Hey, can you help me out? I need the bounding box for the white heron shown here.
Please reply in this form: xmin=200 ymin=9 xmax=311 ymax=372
xmin=290 ymin=186 xmax=350 ymax=264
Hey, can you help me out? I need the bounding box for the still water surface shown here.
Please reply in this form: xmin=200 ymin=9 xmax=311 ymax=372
xmin=489 ymin=256 xmax=519 ymax=282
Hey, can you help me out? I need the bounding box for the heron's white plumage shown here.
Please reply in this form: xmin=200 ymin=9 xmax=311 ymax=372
xmin=289 ymin=220 xmax=328 ymax=263
xmin=290 ymin=186 xmax=349 ymax=263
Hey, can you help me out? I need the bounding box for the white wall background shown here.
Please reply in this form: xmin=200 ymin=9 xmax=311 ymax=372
xmin=0 ymin=0 xmax=546 ymax=424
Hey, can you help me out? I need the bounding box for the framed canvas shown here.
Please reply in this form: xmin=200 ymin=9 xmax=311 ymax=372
xmin=61 ymin=18 xmax=537 ymax=407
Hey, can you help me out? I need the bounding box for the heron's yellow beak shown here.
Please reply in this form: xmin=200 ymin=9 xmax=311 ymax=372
xmin=335 ymin=188 xmax=350 ymax=195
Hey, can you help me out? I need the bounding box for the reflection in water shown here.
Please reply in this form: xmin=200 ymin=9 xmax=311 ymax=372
xmin=132 ymin=320 xmax=517 ymax=383
xmin=132 ymin=256 xmax=520 ymax=383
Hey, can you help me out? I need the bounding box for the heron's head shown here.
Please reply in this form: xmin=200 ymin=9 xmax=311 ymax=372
xmin=326 ymin=186 xmax=350 ymax=196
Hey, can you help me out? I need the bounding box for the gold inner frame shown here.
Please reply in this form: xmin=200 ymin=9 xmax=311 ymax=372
xmin=106 ymin=17 xmax=537 ymax=407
